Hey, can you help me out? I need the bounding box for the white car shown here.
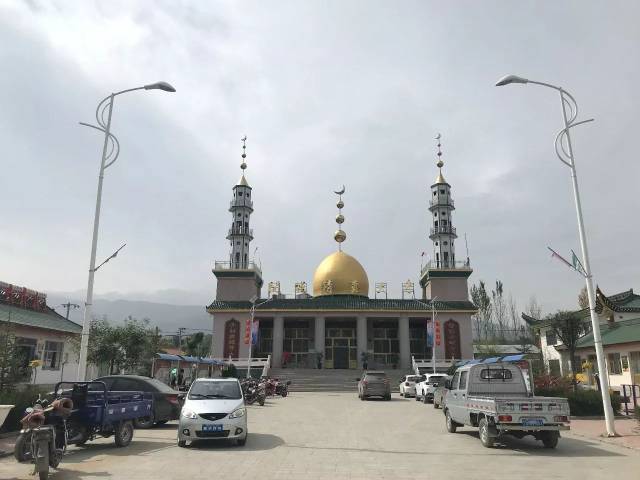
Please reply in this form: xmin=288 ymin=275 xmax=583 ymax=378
xmin=398 ymin=375 xmax=420 ymax=397
xmin=415 ymin=374 xmax=447 ymax=403
xmin=178 ymin=378 xmax=247 ymax=447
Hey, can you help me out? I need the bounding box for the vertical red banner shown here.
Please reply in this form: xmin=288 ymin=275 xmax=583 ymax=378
xmin=244 ymin=319 xmax=251 ymax=345
xmin=435 ymin=321 xmax=441 ymax=346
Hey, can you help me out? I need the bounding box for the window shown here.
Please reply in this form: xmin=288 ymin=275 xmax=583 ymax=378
xmin=441 ymin=211 xmax=446 ymax=216
xmin=480 ymin=368 xmax=513 ymax=380
xmin=238 ymin=191 xmax=243 ymax=196
xmin=246 ymin=192 xmax=250 ymax=197
xmin=440 ymin=189 xmax=445 ymax=194
xmin=433 ymin=191 xmax=437 ymax=196
xmin=237 ymin=212 xmax=241 ymax=217
xmin=607 ymin=353 xmax=622 ymax=375
xmin=459 ymin=371 xmax=468 ymax=389
xmin=443 ymin=241 xmax=448 ymax=246
xmin=451 ymin=372 xmax=460 ymax=390
xmin=621 ymin=355 xmax=629 ymax=371
xmin=435 ymin=242 xmax=438 ymax=246
xmin=112 ymin=378 xmax=142 ymax=391
xmin=545 ymin=331 xmax=557 ymax=345
xmin=42 ymin=341 xmax=63 ymax=370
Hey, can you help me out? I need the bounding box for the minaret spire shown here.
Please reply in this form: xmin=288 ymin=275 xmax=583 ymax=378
xmin=334 ymin=185 xmax=346 ymax=251
xmin=429 ymin=132 xmax=456 ymax=268
xmin=227 ymin=136 xmax=254 ymax=268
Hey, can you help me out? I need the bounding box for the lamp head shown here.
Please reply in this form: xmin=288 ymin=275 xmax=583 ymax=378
xmin=144 ymin=81 xmax=176 ymax=92
xmin=495 ymin=75 xmax=529 ymax=87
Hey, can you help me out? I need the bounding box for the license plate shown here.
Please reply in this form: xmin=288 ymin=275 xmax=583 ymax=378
xmin=202 ymin=424 xmax=223 ymax=432
xmin=521 ymin=418 xmax=544 ymax=427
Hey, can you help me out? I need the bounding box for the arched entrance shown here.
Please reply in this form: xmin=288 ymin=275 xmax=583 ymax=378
xmin=444 ymin=319 xmax=461 ymax=360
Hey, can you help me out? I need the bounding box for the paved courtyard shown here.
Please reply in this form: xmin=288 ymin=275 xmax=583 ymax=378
xmin=1 ymin=392 xmax=639 ymax=480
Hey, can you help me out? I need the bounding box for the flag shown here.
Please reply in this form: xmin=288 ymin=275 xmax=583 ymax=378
xmin=571 ymin=250 xmax=587 ymax=277
xmin=251 ymin=320 xmax=260 ymax=346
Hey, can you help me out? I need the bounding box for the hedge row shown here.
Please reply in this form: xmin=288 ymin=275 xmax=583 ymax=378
xmin=536 ymin=387 xmax=622 ymax=416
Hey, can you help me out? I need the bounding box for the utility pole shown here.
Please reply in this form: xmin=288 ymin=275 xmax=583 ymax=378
xmin=60 ymin=302 xmax=80 ymax=320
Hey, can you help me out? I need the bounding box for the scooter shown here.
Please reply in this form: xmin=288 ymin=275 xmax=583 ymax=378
xmin=275 ymin=380 xmax=291 ymax=397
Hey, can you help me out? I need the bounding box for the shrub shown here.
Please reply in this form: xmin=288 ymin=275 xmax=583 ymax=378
xmin=535 ymin=387 xmax=621 ymax=416
xmin=0 ymin=386 xmax=46 ymax=433
xmin=221 ymin=363 xmax=238 ymax=378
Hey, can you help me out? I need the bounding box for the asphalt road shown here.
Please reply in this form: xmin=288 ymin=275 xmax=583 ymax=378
xmin=1 ymin=392 xmax=638 ymax=479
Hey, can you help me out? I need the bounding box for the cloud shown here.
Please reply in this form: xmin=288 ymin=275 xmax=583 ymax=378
xmin=2 ymin=0 xmax=639 ymax=316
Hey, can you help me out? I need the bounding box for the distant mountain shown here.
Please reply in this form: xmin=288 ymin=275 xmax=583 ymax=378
xmin=46 ymin=293 xmax=212 ymax=334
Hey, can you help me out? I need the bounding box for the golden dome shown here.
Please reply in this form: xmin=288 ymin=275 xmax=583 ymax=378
xmin=312 ymin=251 xmax=369 ymax=297
xmin=435 ymin=171 xmax=446 ymax=184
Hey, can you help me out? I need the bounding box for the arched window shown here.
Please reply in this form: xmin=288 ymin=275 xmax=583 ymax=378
xmin=444 ymin=319 xmax=461 ymax=360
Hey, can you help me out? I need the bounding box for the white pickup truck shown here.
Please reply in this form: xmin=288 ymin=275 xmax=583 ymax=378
xmin=443 ymin=362 xmax=570 ymax=448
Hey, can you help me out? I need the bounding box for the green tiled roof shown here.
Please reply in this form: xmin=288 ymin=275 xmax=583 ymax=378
xmin=576 ymin=317 xmax=640 ymax=349
xmin=521 ymin=287 xmax=640 ymax=329
xmin=0 ymin=302 xmax=82 ymax=334
xmin=207 ymin=295 xmax=477 ymax=312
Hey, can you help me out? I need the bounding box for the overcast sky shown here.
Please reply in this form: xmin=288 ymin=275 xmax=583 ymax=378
xmin=1 ymin=0 xmax=638 ymax=315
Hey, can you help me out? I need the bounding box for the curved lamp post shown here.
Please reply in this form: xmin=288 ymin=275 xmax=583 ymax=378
xmin=76 ymin=82 xmax=176 ymax=382
xmin=495 ymin=74 xmax=617 ymax=437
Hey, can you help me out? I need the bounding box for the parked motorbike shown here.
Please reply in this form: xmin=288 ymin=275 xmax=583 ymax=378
xmin=241 ymin=379 xmax=266 ymax=406
xmin=275 ymin=380 xmax=291 ymax=397
xmin=14 ymin=395 xmax=74 ymax=480
xmin=260 ymin=377 xmax=278 ymax=397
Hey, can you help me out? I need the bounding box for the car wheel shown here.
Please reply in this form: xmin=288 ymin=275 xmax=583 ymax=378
xmin=478 ymin=418 xmax=495 ymax=448
xmin=541 ymin=431 xmax=559 ymax=449
xmin=178 ymin=439 xmax=187 ymax=448
xmin=445 ymin=410 xmax=457 ymax=433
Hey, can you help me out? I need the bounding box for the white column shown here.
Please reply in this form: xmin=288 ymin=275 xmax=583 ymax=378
xmin=399 ymin=316 xmax=410 ymax=369
xmin=315 ymin=317 xmax=325 ymax=369
xmin=357 ymin=316 xmax=367 ymax=369
xmin=272 ymin=316 xmax=284 ymax=368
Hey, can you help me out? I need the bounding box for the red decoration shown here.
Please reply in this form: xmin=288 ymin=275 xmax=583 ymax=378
xmin=435 ymin=320 xmax=442 ymax=346
xmin=244 ymin=319 xmax=252 ymax=345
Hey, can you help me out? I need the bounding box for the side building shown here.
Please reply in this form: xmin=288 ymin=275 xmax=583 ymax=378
xmin=523 ymin=287 xmax=640 ymax=391
xmin=0 ymin=281 xmax=82 ymax=385
xmin=207 ymin=138 xmax=477 ymax=372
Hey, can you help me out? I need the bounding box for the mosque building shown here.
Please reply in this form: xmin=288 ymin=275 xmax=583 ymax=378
xmin=207 ymin=137 xmax=477 ymax=370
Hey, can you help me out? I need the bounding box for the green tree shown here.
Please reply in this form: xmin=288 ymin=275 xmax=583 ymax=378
xmin=546 ymin=310 xmax=587 ymax=393
xmin=88 ymin=317 xmax=122 ymax=374
xmin=470 ymin=281 xmax=492 ymax=341
xmin=492 ymin=280 xmax=507 ymax=341
xmin=578 ymin=287 xmax=589 ymax=310
xmin=0 ymin=319 xmax=26 ymax=391
xmin=185 ymin=332 xmax=205 ymax=357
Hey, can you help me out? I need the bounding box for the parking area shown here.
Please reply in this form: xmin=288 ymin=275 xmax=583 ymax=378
xmin=2 ymin=392 xmax=639 ymax=479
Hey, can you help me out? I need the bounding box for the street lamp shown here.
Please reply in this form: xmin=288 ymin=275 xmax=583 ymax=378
xmin=76 ymin=82 xmax=176 ymax=382
xmin=495 ymin=74 xmax=617 ymax=437
xmin=247 ymin=296 xmax=271 ymax=378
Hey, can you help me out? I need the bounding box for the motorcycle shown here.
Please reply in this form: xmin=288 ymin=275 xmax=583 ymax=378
xmin=260 ymin=377 xmax=278 ymax=397
xmin=241 ymin=379 xmax=266 ymax=406
xmin=14 ymin=394 xmax=74 ymax=480
xmin=275 ymin=380 xmax=291 ymax=397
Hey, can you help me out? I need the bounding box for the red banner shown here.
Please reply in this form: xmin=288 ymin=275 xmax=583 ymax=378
xmin=244 ymin=319 xmax=251 ymax=345
xmin=435 ymin=320 xmax=441 ymax=346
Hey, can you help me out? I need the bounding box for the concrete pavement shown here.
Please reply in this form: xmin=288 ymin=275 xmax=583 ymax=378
xmin=1 ymin=392 xmax=639 ymax=479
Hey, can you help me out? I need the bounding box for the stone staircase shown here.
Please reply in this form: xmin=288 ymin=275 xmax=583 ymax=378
xmin=268 ymin=368 xmax=410 ymax=393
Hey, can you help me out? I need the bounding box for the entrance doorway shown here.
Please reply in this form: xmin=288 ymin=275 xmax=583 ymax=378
xmin=325 ymin=319 xmax=357 ymax=369
xmin=334 ymin=346 xmax=350 ymax=369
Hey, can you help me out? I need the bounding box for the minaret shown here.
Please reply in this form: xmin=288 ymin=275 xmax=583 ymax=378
xmin=227 ymin=136 xmax=254 ymax=269
xmin=428 ymin=134 xmax=457 ymax=268
xmin=212 ymin=136 xmax=263 ymax=301
xmin=420 ymin=133 xmax=472 ymax=302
